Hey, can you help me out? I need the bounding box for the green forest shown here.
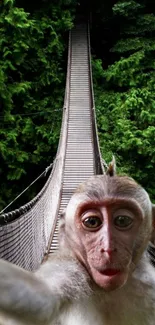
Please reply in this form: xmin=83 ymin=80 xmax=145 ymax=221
xmin=0 ymin=0 xmax=154 ymax=211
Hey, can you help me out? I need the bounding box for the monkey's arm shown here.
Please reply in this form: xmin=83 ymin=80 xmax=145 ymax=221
xmin=0 ymin=256 xmax=91 ymax=324
xmin=0 ymin=258 xmax=61 ymax=325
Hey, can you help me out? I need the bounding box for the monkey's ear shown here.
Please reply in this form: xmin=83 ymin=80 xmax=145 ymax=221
xmin=106 ymin=156 xmax=116 ymax=176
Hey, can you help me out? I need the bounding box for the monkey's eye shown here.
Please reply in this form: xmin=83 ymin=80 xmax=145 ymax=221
xmin=114 ymin=215 xmax=133 ymax=229
xmin=82 ymin=217 xmax=102 ymax=230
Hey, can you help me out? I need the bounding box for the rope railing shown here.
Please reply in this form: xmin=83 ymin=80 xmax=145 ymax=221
xmin=0 ymin=110 xmax=68 ymax=271
xmin=44 ymin=30 xmax=72 ymax=253
xmin=87 ymin=21 xmax=105 ymax=175
xmin=0 ymin=31 xmax=72 ymax=270
xmin=0 ymin=163 xmax=54 ymax=217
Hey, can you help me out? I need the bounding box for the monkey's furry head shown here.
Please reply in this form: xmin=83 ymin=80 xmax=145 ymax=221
xmin=74 ymin=174 xmax=152 ymax=219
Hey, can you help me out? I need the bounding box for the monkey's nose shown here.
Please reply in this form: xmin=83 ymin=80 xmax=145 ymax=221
xmin=100 ymin=248 xmax=116 ymax=256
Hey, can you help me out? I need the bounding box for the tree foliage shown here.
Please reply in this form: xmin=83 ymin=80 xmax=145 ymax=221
xmin=92 ymin=0 xmax=155 ymax=200
xmin=0 ymin=0 xmax=77 ymax=210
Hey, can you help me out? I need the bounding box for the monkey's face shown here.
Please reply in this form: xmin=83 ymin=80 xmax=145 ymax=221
xmin=65 ymin=176 xmax=153 ymax=292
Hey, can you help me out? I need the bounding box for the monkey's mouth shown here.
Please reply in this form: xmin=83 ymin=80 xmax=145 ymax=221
xmin=99 ymin=269 xmax=121 ymax=276
xmin=91 ymin=266 xmax=127 ymax=290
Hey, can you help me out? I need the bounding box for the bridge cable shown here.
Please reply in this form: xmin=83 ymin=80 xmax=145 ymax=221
xmin=0 ymin=162 xmax=54 ymax=215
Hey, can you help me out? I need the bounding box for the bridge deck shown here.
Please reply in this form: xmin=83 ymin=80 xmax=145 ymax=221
xmin=49 ymin=23 xmax=96 ymax=253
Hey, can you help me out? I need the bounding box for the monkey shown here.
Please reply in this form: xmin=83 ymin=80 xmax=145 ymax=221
xmin=0 ymin=171 xmax=155 ymax=325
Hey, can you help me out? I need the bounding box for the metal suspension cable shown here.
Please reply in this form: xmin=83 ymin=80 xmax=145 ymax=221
xmin=0 ymin=162 xmax=54 ymax=215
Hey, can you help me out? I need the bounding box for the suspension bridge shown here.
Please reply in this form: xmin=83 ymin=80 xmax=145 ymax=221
xmin=0 ymin=20 xmax=154 ymax=270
